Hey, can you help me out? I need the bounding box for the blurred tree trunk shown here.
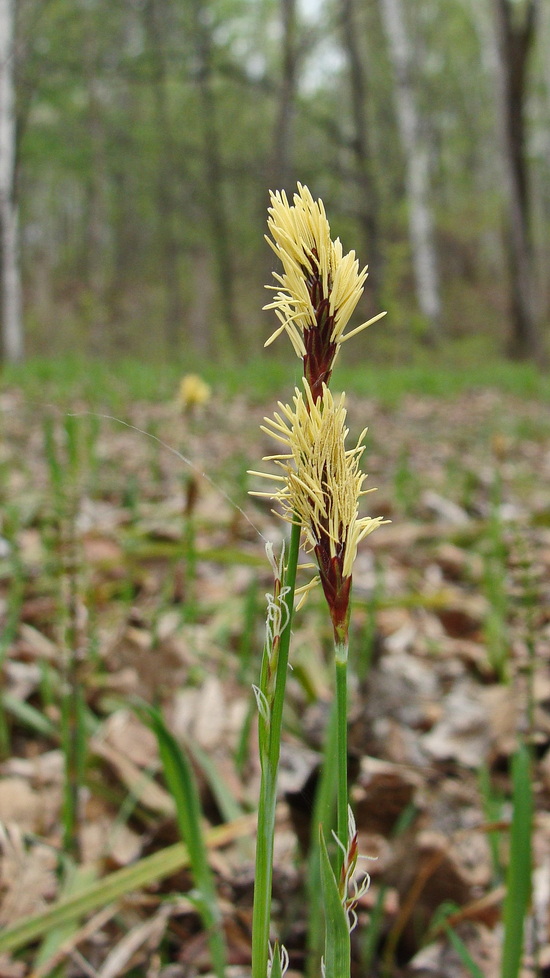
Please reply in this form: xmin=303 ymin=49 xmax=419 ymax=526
xmin=269 ymin=0 xmax=298 ymax=195
xmin=188 ymin=0 xmax=243 ymax=352
xmin=83 ymin=50 xmax=108 ymax=354
xmin=339 ymin=0 xmax=382 ymax=305
xmin=109 ymin=91 xmax=139 ymax=348
xmin=493 ymin=0 xmax=542 ymax=361
xmin=143 ymin=0 xmax=185 ymax=355
xmin=0 ymin=0 xmax=23 ymax=362
xmin=378 ymin=0 xmax=441 ymax=340
xmin=263 ymin=0 xmax=299 ymax=307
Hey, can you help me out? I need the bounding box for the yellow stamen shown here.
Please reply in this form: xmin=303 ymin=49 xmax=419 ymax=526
xmin=264 ymin=183 xmax=385 ymax=355
xmin=251 ymin=380 xmax=383 ymax=580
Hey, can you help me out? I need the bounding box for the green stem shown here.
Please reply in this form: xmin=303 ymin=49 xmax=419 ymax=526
xmin=251 ymin=520 xmax=301 ymax=978
xmin=268 ymin=522 xmax=301 ymax=772
xmin=252 ymin=769 xmax=277 ymax=978
xmin=335 ymin=644 xmax=349 ymax=871
xmin=306 ymin=697 xmax=339 ymax=975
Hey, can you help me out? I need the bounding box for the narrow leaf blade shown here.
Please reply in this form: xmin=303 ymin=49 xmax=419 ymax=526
xmin=319 ymin=828 xmax=350 ymax=978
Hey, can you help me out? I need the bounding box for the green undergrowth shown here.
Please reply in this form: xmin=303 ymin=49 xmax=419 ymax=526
xmin=2 ymin=342 xmax=549 ymax=410
xmin=0 ymin=337 xmax=544 ymax=975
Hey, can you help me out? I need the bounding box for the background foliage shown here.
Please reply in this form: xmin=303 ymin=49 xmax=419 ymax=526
xmin=13 ymin=0 xmax=550 ymax=362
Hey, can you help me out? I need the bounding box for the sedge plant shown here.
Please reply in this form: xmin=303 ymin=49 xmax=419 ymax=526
xmin=43 ymin=415 xmax=89 ymax=863
xmin=429 ymin=744 xmax=533 ymax=978
xmin=249 ymin=184 xmax=385 ymax=977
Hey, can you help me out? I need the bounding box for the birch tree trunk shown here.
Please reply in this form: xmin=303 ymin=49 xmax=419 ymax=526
xmin=0 ymin=0 xmax=23 ymax=363
xmin=339 ymin=0 xmax=382 ymax=304
xmin=493 ymin=0 xmax=542 ymax=360
xmin=378 ymin=0 xmax=441 ymax=339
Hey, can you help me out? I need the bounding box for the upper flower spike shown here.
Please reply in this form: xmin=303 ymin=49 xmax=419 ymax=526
xmin=264 ymin=183 xmax=385 ymax=401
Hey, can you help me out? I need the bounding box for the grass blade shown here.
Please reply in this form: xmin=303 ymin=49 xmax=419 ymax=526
xmin=444 ymin=925 xmax=485 ymax=978
xmin=430 ymin=903 xmax=485 ymax=978
xmin=306 ymin=697 xmax=338 ymax=975
xmin=501 ymin=745 xmax=532 ymax=978
xmin=187 ymin=737 xmax=244 ymax=823
xmin=0 ymin=815 xmax=253 ymax=956
xmin=33 ymin=862 xmax=98 ymax=970
xmin=1 ymin=693 xmax=58 ymax=738
xmin=269 ymin=941 xmax=287 ymax=978
xmin=319 ymin=828 xmax=350 ymax=978
xmin=145 ymin=705 xmax=227 ymax=978
xmin=252 ymin=525 xmax=301 ymax=978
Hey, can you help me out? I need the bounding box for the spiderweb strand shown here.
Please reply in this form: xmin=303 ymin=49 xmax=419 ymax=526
xmin=66 ymin=411 xmax=266 ymax=542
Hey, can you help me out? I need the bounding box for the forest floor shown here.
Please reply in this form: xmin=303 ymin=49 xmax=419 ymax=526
xmin=1 ymin=365 xmax=550 ymax=978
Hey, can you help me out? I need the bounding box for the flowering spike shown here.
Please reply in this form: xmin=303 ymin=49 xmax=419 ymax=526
xmin=177 ymin=373 xmax=211 ymax=414
xmin=250 ymin=379 xmax=385 ymax=640
xmin=268 ymin=940 xmax=289 ymax=978
xmin=265 ymin=540 xmax=285 ymax=582
xmin=264 ymin=183 xmax=385 ymax=399
xmin=334 ymin=805 xmax=374 ymax=934
xmin=252 ymin=684 xmax=270 ymax=725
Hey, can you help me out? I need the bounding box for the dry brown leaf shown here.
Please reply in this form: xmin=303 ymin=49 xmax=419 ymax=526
xmin=30 ymin=903 xmax=119 ymax=978
xmin=3 ymin=661 xmax=42 ymax=700
xmin=95 ymin=904 xmax=172 ymax=978
xmin=170 ymin=675 xmax=232 ymax=752
xmin=355 ymin=757 xmax=420 ymax=836
xmin=16 ymin=623 xmax=58 ymax=661
xmin=107 ymin=620 xmax=189 ymax=698
xmin=193 ymin=676 xmax=226 ymax=750
xmin=99 ymin=711 xmax=159 ymax=769
xmin=0 ymin=954 xmax=27 ymax=978
xmin=2 ymin=749 xmax=64 ymax=784
xmin=404 ymin=923 xmax=500 ymax=977
xmin=0 ymin=779 xmax=41 ymax=832
xmin=421 ymin=490 xmax=470 ymax=526
xmin=421 ymin=682 xmax=494 ymax=767
xmin=80 ymin=815 xmax=143 ymax=867
xmin=82 ymin=532 xmax=125 ymax=567
xmin=432 ymin=542 xmax=483 ymax=582
xmin=0 ymin=824 xmax=57 ymax=927
xmin=91 ymin=740 xmax=174 ymax=817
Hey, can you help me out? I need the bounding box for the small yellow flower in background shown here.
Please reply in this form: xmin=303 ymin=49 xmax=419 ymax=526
xmin=264 ymin=183 xmax=385 ymax=401
xmin=177 ymin=374 xmax=211 ymax=414
xmin=250 ymin=379 xmax=384 ymax=640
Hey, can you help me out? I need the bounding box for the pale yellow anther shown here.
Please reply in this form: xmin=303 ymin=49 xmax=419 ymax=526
xmin=252 ymin=380 xmax=383 ymax=579
xmin=264 ymin=183 xmax=385 ymax=355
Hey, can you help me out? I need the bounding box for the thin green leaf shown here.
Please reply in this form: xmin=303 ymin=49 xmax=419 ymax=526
xmin=43 ymin=416 xmax=63 ymax=494
xmin=269 ymin=941 xmax=285 ymax=978
xmin=1 ymin=693 xmax=58 ymax=738
xmin=429 ymin=904 xmax=485 ymax=978
xmin=33 ymin=863 xmax=98 ymax=969
xmin=252 ymin=524 xmax=301 ymax=978
xmin=443 ymin=924 xmax=485 ymax=978
xmin=0 ymin=816 xmax=253 ymax=956
xmin=146 ymin=705 xmax=227 ymax=978
xmin=0 ymin=843 xmax=188 ymax=955
xmin=187 ymin=738 xmax=244 ymax=823
xmin=319 ymin=828 xmax=350 ymax=978
xmin=501 ymin=745 xmax=533 ymax=978
xmin=306 ymin=696 xmax=338 ymax=973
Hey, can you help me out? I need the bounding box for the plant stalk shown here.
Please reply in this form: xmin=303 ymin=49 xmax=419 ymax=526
xmin=335 ymin=643 xmax=349 ymax=871
xmin=251 ymin=519 xmax=301 ymax=978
